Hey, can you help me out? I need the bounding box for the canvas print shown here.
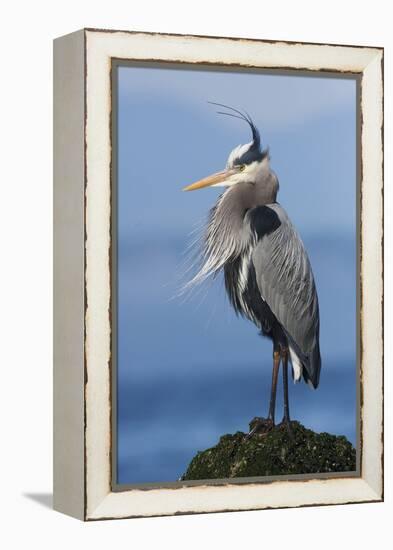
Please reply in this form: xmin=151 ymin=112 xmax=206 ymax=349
xmin=113 ymin=63 xmax=358 ymax=486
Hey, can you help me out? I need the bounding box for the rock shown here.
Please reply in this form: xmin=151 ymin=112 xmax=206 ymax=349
xmin=181 ymin=421 xmax=356 ymax=480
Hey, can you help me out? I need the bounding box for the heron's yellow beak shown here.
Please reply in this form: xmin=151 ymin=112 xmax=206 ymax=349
xmin=183 ymin=169 xmax=234 ymax=191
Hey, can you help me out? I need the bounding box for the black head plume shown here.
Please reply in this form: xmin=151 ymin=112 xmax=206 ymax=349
xmin=208 ymin=102 xmax=266 ymax=166
xmin=209 ymin=101 xmax=261 ymax=148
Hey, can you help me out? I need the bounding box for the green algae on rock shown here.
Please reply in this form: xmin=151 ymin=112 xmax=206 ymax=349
xmin=181 ymin=421 xmax=356 ymax=480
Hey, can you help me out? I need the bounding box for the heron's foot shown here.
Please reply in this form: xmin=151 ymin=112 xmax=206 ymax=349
xmin=279 ymin=417 xmax=294 ymax=439
xmin=244 ymin=417 xmax=274 ymax=440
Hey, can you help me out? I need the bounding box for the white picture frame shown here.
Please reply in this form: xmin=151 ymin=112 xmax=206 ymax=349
xmin=53 ymin=28 xmax=383 ymax=521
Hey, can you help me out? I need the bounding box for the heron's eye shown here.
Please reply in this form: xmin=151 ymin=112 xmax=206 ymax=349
xmin=239 ymin=164 xmax=246 ymax=172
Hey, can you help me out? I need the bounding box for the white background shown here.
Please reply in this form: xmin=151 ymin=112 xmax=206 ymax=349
xmin=1 ymin=1 xmax=391 ymax=548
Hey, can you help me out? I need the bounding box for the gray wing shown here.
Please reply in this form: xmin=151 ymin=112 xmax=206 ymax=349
xmin=250 ymin=203 xmax=321 ymax=387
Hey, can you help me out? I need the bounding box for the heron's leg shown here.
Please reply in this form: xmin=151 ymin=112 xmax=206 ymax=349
xmin=281 ymin=348 xmax=291 ymax=424
xmin=244 ymin=349 xmax=280 ymax=439
xmin=279 ymin=348 xmax=293 ymax=437
xmin=267 ymin=350 xmax=281 ymax=424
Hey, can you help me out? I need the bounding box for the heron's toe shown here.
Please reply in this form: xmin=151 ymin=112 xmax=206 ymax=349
xmin=244 ymin=417 xmax=274 ymax=440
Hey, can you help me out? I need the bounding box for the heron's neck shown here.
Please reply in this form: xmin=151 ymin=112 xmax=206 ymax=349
xmin=200 ymin=184 xmax=261 ymax=274
xmin=188 ymin=174 xmax=279 ymax=287
xmin=206 ymin=175 xmax=279 ymax=260
xmin=222 ymin=171 xmax=279 ymax=215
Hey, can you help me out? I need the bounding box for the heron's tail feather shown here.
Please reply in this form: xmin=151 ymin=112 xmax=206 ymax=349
xmin=302 ymin=342 xmax=322 ymax=389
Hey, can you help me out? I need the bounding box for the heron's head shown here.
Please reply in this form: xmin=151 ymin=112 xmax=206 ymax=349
xmin=183 ymin=103 xmax=269 ymax=192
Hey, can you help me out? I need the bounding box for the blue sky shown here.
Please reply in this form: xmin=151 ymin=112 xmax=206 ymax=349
xmin=116 ymin=64 xmax=357 ymax=484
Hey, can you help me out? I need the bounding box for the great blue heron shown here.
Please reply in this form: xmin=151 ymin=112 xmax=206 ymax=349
xmin=183 ymin=103 xmax=321 ymax=436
